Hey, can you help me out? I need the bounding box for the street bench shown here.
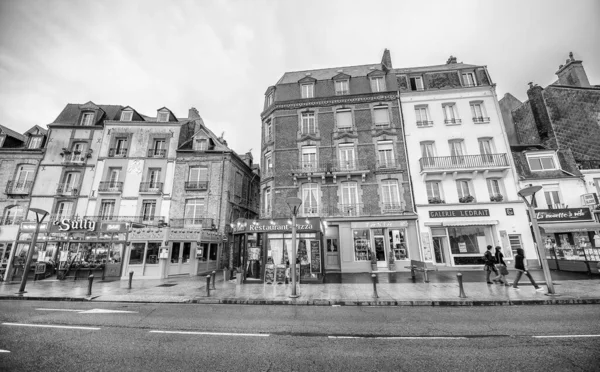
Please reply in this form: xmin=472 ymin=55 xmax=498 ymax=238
xmin=404 ymin=259 xmax=434 ymax=283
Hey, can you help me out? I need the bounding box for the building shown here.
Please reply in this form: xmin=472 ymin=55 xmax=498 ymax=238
xmin=399 ymin=55 xmax=535 ymax=269
xmin=0 ymin=124 xmax=47 ymax=281
xmin=500 ymin=52 xmax=600 ymax=273
xmin=257 ymin=49 xmax=419 ymax=279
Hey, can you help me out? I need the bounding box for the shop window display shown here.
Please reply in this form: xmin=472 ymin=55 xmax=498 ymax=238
xmin=265 ymin=233 xmax=318 ymax=280
xmin=353 ymin=229 xmax=371 ymax=261
xmin=145 ymin=242 xmax=160 ymax=264
xmin=389 ymin=229 xmax=408 ymax=260
xmin=129 ymin=243 xmax=145 ymax=264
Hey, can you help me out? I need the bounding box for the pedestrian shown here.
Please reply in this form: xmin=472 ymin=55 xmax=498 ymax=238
xmin=483 ymin=245 xmax=499 ymax=284
xmin=495 ymin=246 xmax=510 ymax=286
xmin=512 ymin=248 xmax=544 ymax=291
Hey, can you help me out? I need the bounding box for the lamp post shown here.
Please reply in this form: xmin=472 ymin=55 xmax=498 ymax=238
xmin=18 ymin=208 xmax=49 ymax=294
xmin=517 ymin=186 xmax=555 ymax=294
xmin=286 ymin=197 xmax=302 ymax=298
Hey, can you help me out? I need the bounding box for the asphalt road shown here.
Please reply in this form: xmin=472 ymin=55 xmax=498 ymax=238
xmin=1 ymin=301 xmax=599 ymax=371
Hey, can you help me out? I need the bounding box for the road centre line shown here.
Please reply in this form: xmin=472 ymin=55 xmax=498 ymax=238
xmin=150 ymin=330 xmax=269 ymax=337
xmin=0 ymin=350 xmax=10 ymax=353
xmin=328 ymin=336 xmax=467 ymax=340
xmin=36 ymin=308 xmax=84 ymax=312
xmin=532 ymin=335 xmax=600 ymax=338
xmin=2 ymin=323 xmax=100 ymax=331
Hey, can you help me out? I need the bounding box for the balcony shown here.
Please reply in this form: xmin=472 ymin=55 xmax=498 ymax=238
xmin=472 ymin=117 xmax=490 ymax=124
xmin=83 ymin=215 xmax=168 ymax=226
xmin=416 ymin=121 xmax=433 ymax=127
xmin=291 ymin=159 xmax=370 ymax=184
xmin=185 ymin=181 xmax=208 ymax=191
xmin=98 ymin=181 xmax=123 ymax=193
xmin=0 ymin=217 xmax=24 ymax=226
xmin=56 ymin=183 xmax=79 ymax=196
xmin=139 ymin=182 xmax=163 ymax=193
xmin=147 ymin=149 xmax=166 ymax=158
xmin=62 ymin=153 xmax=87 ymax=165
xmin=381 ymin=202 xmax=404 ymax=214
xmin=5 ymin=180 xmax=32 ymax=195
xmin=444 ymin=119 xmax=462 ymax=125
xmin=376 ymin=159 xmax=399 ymax=170
xmin=108 ymin=148 xmax=128 ymax=157
xmin=169 ymin=217 xmax=214 ymax=229
xmin=419 ymin=153 xmax=510 ymax=172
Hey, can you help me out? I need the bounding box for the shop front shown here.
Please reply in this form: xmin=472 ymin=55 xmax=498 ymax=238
xmin=538 ymin=207 xmax=600 ymax=274
xmin=232 ymin=218 xmax=324 ymax=284
xmin=165 ymin=228 xmax=224 ymax=277
xmin=123 ymin=226 xmax=167 ymax=280
xmin=0 ymin=223 xmax=19 ymax=281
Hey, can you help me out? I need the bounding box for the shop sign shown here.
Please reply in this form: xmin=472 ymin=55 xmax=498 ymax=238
xmin=535 ymin=208 xmax=592 ymax=222
xmin=100 ymin=222 xmax=128 ymax=233
xmin=429 ymin=209 xmax=490 ymax=218
xmin=235 ymin=218 xmax=321 ymax=233
xmin=20 ymin=222 xmax=49 ymax=232
xmin=51 ymin=218 xmax=96 ymax=232
xmin=351 ymin=221 xmax=409 ymax=229
xmin=201 ymin=230 xmax=222 ymax=242
xmin=168 ymin=229 xmax=202 ymax=241
xmin=581 ymin=193 xmax=598 ymax=206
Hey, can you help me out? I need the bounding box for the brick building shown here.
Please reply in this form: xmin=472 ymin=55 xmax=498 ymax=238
xmin=0 ymin=124 xmax=47 ymax=280
xmin=259 ymin=49 xmax=419 ymax=275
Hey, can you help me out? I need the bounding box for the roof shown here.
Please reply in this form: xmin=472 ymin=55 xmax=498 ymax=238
xmin=392 ymin=62 xmax=481 ymax=74
xmin=277 ymin=63 xmax=383 ymax=85
xmin=52 ymin=103 xmax=124 ymax=125
xmin=25 ymin=125 xmax=48 ymax=136
xmin=0 ymin=124 xmax=26 ymax=142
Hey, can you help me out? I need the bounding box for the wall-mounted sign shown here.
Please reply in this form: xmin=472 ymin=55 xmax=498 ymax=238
xmin=100 ymin=222 xmax=128 ymax=233
xmin=351 ymin=221 xmax=409 ymax=229
xmin=505 ymin=208 xmax=515 ymax=216
xmin=20 ymin=222 xmax=49 ymax=232
xmin=429 ymin=209 xmax=490 ymax=218
xmin=581 ymin=193 xmax=599 ymax=206
xmin=536 ymin=208 xmax=592 ymax=222
xmin=51 ymin=219 xmax=96 ymax=232
xmin=234 ymin=218 xmax=321 ymax=233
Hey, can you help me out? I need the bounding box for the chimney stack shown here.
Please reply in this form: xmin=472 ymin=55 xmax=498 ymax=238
xmin=381 ymin=49 xmax=392 ymax=71
xmin=188 ymin=107 xmax=200 ymax=119
xmin=446 ymin=55 xmax=457 ymax=64
xmin=555 ymin=52 xmax=590 ymax=87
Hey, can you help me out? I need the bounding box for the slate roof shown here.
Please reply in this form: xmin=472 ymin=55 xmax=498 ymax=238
xmin=25 ymin=125 xmax=48 ymax=136
xmin=52 ymin=103 xmax=124 ymax=125
xmin=511 ymin=147 xmax=582 ymax=180
xmin=0 ymin=124 xmax=26 ymax=142
xmin=277 ymin=64 xmax=383 ymax=85
xmin=392 ymin=62 xmax=481 ymax=74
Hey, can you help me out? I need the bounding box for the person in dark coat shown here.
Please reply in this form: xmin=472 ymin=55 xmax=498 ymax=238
xmin=484 ymin=245 xmax=499 ymax=284
xmin=495 ymin=246 xmax=510 ymax=286
xmin=512 ymin=248 xmax=544 ymax=291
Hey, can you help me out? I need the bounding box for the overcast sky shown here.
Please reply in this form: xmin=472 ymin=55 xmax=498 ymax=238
xmin=1 ymin=0 xmax=598 ymax=161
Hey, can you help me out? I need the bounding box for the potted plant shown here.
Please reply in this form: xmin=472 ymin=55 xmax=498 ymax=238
xmin=459 ymin=195 xmax=475 ymax=203
xmin=388 ymin=251 xmax=396 ymax=271
xmin=370 ymin=251 xmax=378 ymax=271
xmin=490 ymin=194 xmax=504 ymax=202
xmin=428 ymin=197 xmax=445 ymax=204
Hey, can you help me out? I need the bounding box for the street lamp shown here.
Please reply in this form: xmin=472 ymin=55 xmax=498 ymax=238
xmin=18 ymin=208 xmax=49 ymax=294
xmin=517 ymin=186 xmax=555 ymax=294
xmin=286 ymin=197 xmax=302 ymax=298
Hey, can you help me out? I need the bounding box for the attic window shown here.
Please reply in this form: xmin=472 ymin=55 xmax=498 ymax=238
xmin=28 ymin=135 xmax=43 ymax=149
xmin=80 ymin=112 xmax=94 ymax=126
xmin=0 ymin=134 xmax=5 ymax=147
xmin=194 ymin=138 xmax=208 ymax=151
xmin=121 ymin=111 xmax=133 ymax=121
xmin=157 ymin=111 xmax=169 ymax=122
xmin=526 ymin=153 xmax=558 ymax=171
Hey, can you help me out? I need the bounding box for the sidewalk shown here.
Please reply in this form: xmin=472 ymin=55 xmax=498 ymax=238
xmin=1 ymin=270 xmax=599 ymax=306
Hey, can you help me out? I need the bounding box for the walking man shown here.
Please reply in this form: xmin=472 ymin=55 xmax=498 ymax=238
xmin=484 ymin=245 xmax=499 ymax=284
xmin=512 ymin=248 xmax=544 ymax=291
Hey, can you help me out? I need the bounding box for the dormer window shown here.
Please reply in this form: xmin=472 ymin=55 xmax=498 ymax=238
xmin=80 ymin=112 xmax=94 ymax=126
xmin=301 ymin=83 xmax=314 ymax=99
xmin=370 ymin=76 xmax=386 ymax=92
xmin=0 ymin=134 xmax=5 ymax=147
xmin=526 ymin=152 xmax=558 ymax=171
xmin=120 ymin=110 xmax=133 ymax=121
xmin=266 ymin=92 xmax=274 ymax=107
xmin=157 ymin=111 xmax=169 ymax=122
xmin=194 ymin=138 xmax=208 ymax=151
xmin=28 ymin=136 xmax=43 ymax=149
xmin=335 ymin=80 xmax=349 ymax=95
xmin=409 ymin=77 xmax=424 ymax=91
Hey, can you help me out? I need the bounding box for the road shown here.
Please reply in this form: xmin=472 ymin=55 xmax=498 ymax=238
xmin=1 ymin=301 xmax=599 ymax=371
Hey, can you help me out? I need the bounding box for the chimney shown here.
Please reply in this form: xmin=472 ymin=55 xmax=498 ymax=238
xmin=526 ymin=83 xmax=553 ymax=143
xmin=241 ymin=152 xmax=253 ymax=167
xmin=188 ymin=107 xmax=200 ymax=119
xmin=446 ymin=55 xmax=457 ymax=64
xmin=381 ymin=49 xmax=392 ymax=71
xmin=555 ymin=52 xmax=590 ymax=87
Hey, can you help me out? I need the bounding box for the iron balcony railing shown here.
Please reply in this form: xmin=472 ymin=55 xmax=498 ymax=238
xmin=108 ymin=148 xmax=128 ymax=157
xmin=336 ymin=126 xmax=354 ymax=132
xmin=147 ymin=149 xmax=167 ymax=158
xmin=62 ymin=153 xmax=87 ymax=165
xmin=185 ymin=181 xmax=208 ymax=191
xmin=98 ymin=181 xmax=123 ymax=192
xmin=444 ymin=119 xmax=462 ymax=125
xmin=169 ymin=218 xmax=214 ymax=229
xmin=56 ymin=183 xmax=79 ymax=196
xmin=416 ymin=120 xmax=434 ymax=127
xmin=375 ymin=122 xmax=391 ymax=128
xmin=293 ymin=158 xmax=370 ymax=173
xmin=380 ymin=202 xmax=404 ymax=214
xmin=577 ymin=159 xmax=600 ymax=170
xmin=376 ymin=159 xmax=398 ymax=169
xmin=139 ymin=182 xmax=163 ymax=193
xmin=82 ymin=215 xmax=168 ymax=227
xmin=298 ymin=203 xmax=407 ymax=217
xmin=473 ymin=117 xmax=490 ymax=123
xmin=0 ymin=217 xmax=24 ymax=225
xmin=419 ymin=153 xmax=509 ymax=171
xmin=5 ymin=180 xmax=33 ymax=195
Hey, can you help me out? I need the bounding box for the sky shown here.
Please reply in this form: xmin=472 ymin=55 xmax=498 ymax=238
xmin=0 ymin=0 xmax=598 ymax=162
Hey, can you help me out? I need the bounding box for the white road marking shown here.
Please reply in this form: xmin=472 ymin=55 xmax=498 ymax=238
xmin=150 ymin=330 xmax=269 ymax=337
xmin=2 ymin=323 xmax=100 ymax=330
xmin=0 ymin=349 xmax=10 ymax=353
xmin=329 ymin=336 xmax=467 ymax=340
xmin=532 ymin=335 xmax=600 ymax=338
xmin=35 ymin=308 xmax=137 ymax=314
xmin=36 ymin=308 xmax=84 ymax=312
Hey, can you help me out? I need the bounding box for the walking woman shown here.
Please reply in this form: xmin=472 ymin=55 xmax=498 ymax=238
xmin=495 ymin=246 xmax=510 ymax=286
xmin=512 ymin=248 xmax=544 ymax=291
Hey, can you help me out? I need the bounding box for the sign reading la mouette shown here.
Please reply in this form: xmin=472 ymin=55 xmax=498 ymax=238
xmin=429 ymin=209 xmax=490 ymax=218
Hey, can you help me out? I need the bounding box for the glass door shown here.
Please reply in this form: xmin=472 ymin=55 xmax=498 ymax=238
xmin=373 ymin=229 xmax=387 ymax=268
xmin=432 ymin=237 xmax=447 ymax=265
xmin=168 ymin=242 xmax=191 ymax=276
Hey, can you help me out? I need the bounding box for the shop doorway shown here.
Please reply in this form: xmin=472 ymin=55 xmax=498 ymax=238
xmin=373 ymin=230 xmax=387 ymax=268
xmin=325 ymin=226 xmax=340 ymax=271
xmin=168 ymin=242 xmax=191 ymax=276
xmin=432 ymin=237 xmax=447 ymax=265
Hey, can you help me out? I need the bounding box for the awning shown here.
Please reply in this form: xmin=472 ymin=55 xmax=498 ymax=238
xmin=539 ymin=222 xmax=600 ymax=234
xmin=442 ymin=220 xmax=498 ymax=227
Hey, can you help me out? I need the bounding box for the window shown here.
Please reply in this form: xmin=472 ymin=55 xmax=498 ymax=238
xmin=264 ymin=152 xmax=272 ymax=175
xmin=456 ymin=180 xmax=473 ymax=201
xmin=266 ymin=92 xmax=273 ymax=107
xmin=373 ymin=106 xmax=390 ymax=128
xmin=301 ymin=146 xmax=317 ymax=170
xmin=462 ymin=72 xmax=476 ymax=87
xmin=80 ymin=112 xmax=94 ymax=126
xmin=415 ymin=106 xmax=431 ymax=127
xmin=527 ymin=154 xmax=557 ymax=171
xmin=61 ymin=172 xmax=79 ymax=194
xmin=470 ymin=102 xmax=489 ymax=123
xmin=188 ymin=166 xmax=208 ymax=188
xmin=486 ymin=179 xmax=503 ymax=201
xmin=265 ymin=120 xmax=272 ymax=142
xmin=147 ymin=168 xmax=161 ymax=188
xmin=0 ymin=134 xmax=5 ymax=147
xmin=381 ymin=180 xmax=401 ymax=211
xmin=508 ymin=234 xmax=522 ymax=258
xmin=55 ymin=201 xmax=73 ymax=219
xmin=338 ymin=143 xmax=355 ymax=171
xmin=301 ymin=83 xmax=314 ymax=99
xmin=335 ymin=80 xmax=349 ymax=95
xmin=301 ymin=112 xmax=316 ymax=134
xmin=544 ymin=185 xmax=562 ymax=209
xmin=426 ymin=181 xmax=443 ymax=202
xmin=108 ymin=168 xmax=121 ymax=186
xmin=409 ymin=76 xmax=424 ymax=91
xmin=264 ymin=187 xmax=271 ymax=214
xmin=2 ymin=205 xmax=23 ymax=225
xmin=28 ymin=136 xmax=42 ymax=149
xmin=120 ymin=110 xmax=133 ymax=121
xmin=100 ymin=200 xmax=116 ymax=219
xmin=448 ymin=226 xmax=492 ymax=255
xmin=114 ymin=137 xmax=128 ymax=157
xmin=370 ymin=76 xmax=386 ymax=92
xmin=449 ymin=139 xmax=465 ymax=164
xmin=377 ymin=141 xmax=395 ymax=168
xmin=442 ymin=104 xmax=460 ymax=124
xmin=141 ymin=200 xmax=157 ymax=221
xmin=67 ymin=142 xmax=87 ymax=162
xmin=302 ymin=183 xmax=319 ymax=215
xmin=157 ymin=111 xmax=169 ymax=122
xmin=151 ymin=138 xmax=166 ymax=157
xmin=341 ymin=182 xmax=359 ymax=216
xmin=194 ymin=138 xmax=208 ymax=151
xmin=184 ymin=199 xmax=205 ymax=225
xmin=336 ymin=109 xmax=352 ymax=131
xmin=478 ymin=138 xmax=495 ymax=163
xmin=145 ymin=242 xmax=160 ymax=265
xmin=353 ymin=229 xmax=371 ymax=261
xmin=15 ymin=165 xmax=35 ymax=189
xmin=420 ymin=141 xmax=436 ymax=167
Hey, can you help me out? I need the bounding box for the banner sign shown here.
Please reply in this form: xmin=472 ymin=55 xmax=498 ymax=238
xmin=20 ymin=222 xmax=49 ymax=232
xmin=233 ymin=218 xmax=321 ymax=233
xmin=429 ymin=209 xmax=490 ymax=218
xmin=51 ymin=218 xmax=97 ymax=232
xmin=535 ymin=208 xmax=592 ymax=222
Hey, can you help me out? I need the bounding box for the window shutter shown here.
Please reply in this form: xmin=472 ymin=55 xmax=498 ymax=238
xmin=374 ymin=107 xmax=389 ymax=124
xmin=337 ymin=111 xmax=352 ymax=128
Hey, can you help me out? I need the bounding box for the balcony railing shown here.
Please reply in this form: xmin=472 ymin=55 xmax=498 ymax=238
xmin=83 ymin=215 xmax=167 ymax=224
xmin=98 ymin=181 xmax=123 ymax=192
xmin=444 ymin=119 xmax=462 ymax=125
xmin=185 ymin=181 xmax=208 ymax=191
xmin=374 ymin=122 xmax=391 ymax=129
xmin=293 ymin=159 xmax=370 ymax=173
xmin=147 ymin=149 xmax=166 ymax=158
xmin=108 ymin=148 xmax=128 ymax=157
xmin=139 ymin=182 xmax=163 ymax=193
xmin=472 ymin=117 xmax=490 ymax=123
xmin=62 ymin=153 xmax=87 ymax=165
xmin=548 ymin=203 xmax=568 ymax=210
xmin=416 ymin=121 xmax=433 ymax=127
xmin=169 ymin=217 xmax=214 ymax=229
xmin=336 ymin=126 xmax=354 ymax=132
xmin=381 ymin=202 xmax=404 ymax=214
xmin=0 ymin=217 xmax=24 ymax=226
xmin=5 ymin=180 xmax=33 ymax=195
xmin=56 ymin=183 xmax=79 ymax=196
xmin=377 ymin=159 xmax=398 ymax=170
xmin=419 ymin=153 xmax=509 ymax=171
xmin=577 ymin=159 xmax=600 ymax=170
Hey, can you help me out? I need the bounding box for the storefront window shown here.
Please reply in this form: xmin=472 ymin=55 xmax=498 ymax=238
xmin=389 ymin=229 xmax=408 ymax=260
xmin=201 ymin=243 xmax=209 ymax=261
xmin=146 ymin=242 xmax=160 ymax=264
xmin=353 ymin=229 xmax=371 ymax=261
xmin=110 ymin=243 xmax=123 ymax=263
xmin=448 ymin=226 xmax=491 ymax=255
xmin=1 ymin=243 xmax=12 ymax=264
xmin=209 ymin=244 xmax=218 ymax=261
xmin=129 ymin=243 xmax=145 ymax=265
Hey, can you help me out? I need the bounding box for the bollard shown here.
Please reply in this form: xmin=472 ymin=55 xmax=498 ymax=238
xmin=211 ymin=271 xmax=216 ymax=290
xmin=410 ymin=266 xmax=416 ymax=281
xmin=223 ymin=268 xmax=228 ymax=282
xmin=206 ymin=275 xmax=211 ymax=297
xmin=87 ymin=274 xmax=94 ymax=296
xmin=423 ymin=269 xmax=430 ymax=283
xmin=371 ymin=274 xmax=378 ymax=298
xmin=457 ymin=273 xmax=467 ymax=298
xmin=128 ymin=271 xmax=134 ymax=289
